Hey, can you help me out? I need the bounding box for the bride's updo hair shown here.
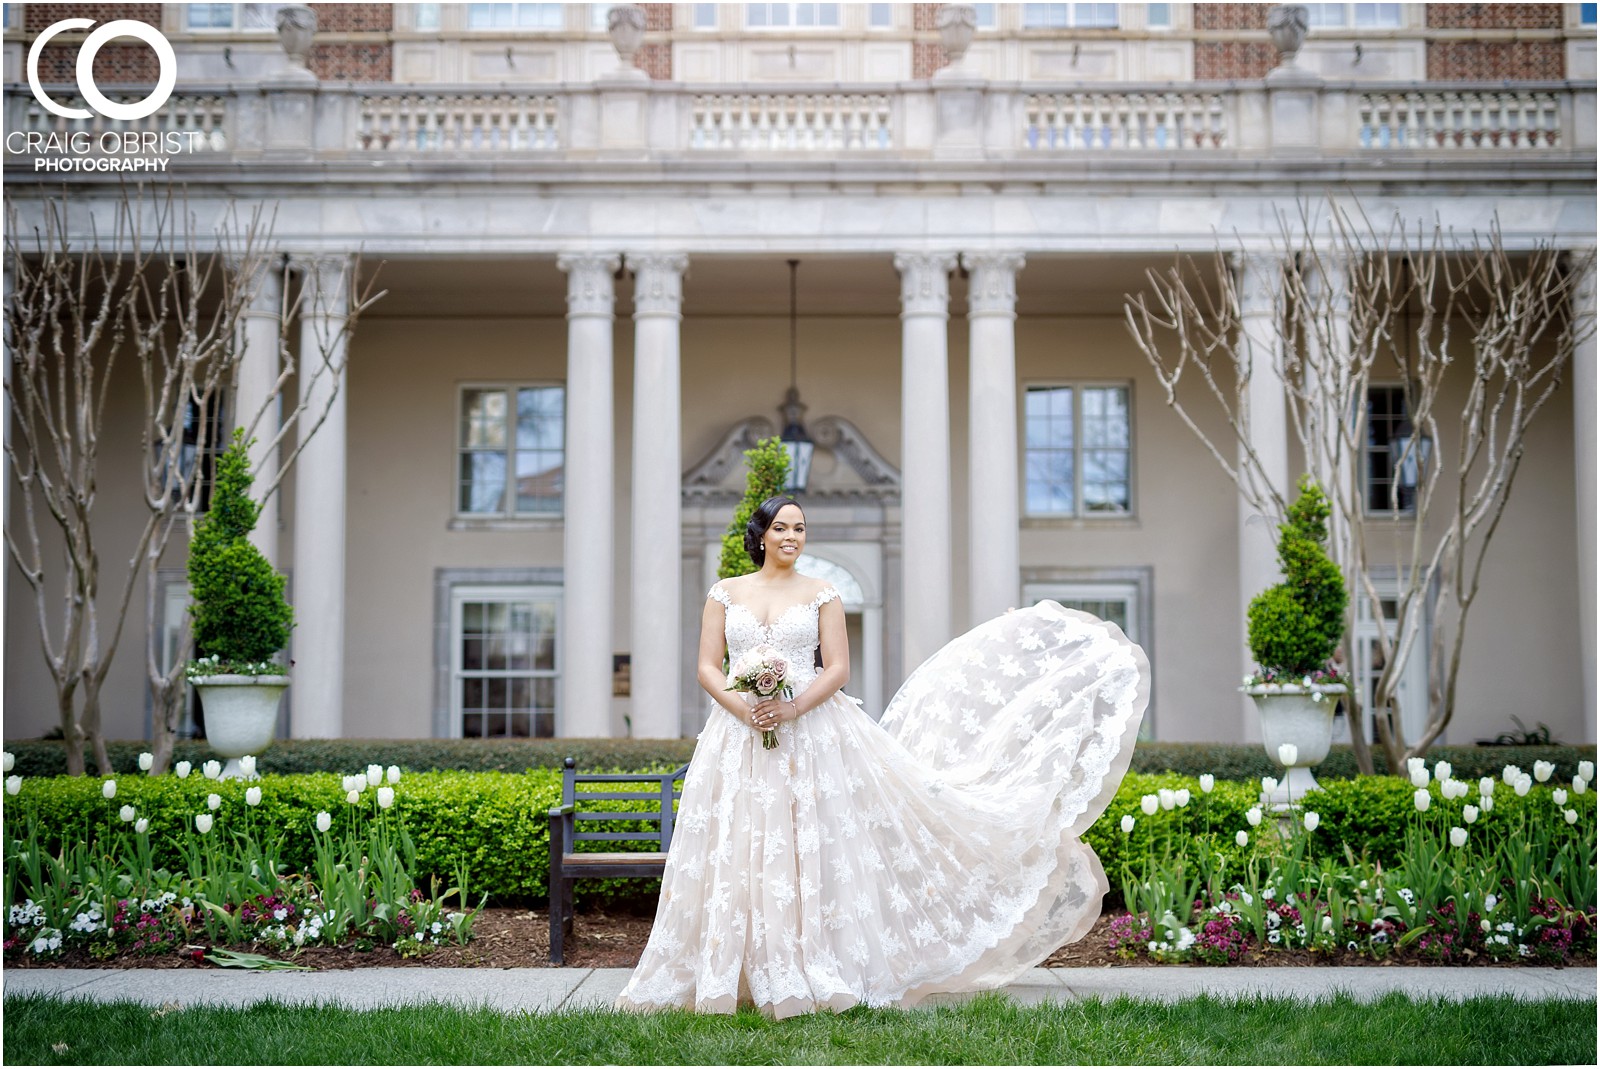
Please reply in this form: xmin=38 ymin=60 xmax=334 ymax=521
xmin=745 ymin=495 xmax=803 ymax=567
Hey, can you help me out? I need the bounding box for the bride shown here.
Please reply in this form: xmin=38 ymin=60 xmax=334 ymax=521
xmin=615 ymin=496 xmax=1149 ymax=1018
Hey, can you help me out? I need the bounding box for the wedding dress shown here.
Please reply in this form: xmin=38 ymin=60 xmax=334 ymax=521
xmin=615 ymin=584 xmax=1149 ymax=1018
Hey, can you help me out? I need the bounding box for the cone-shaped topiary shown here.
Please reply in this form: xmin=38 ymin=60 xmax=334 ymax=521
xmin=187 ymin=429 xmax=294 ymax=671
xmin=718 ymin=436 xmax=791 ymax=579
xmin=1247 ymin=475 xmax=1347 ymax=679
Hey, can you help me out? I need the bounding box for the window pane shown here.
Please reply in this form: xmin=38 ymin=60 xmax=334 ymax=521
xmin=1075 ymin=3 xmax=1118 ymax=28
xmin=462 ymin=388 xmax=508 ymax=448
xmin=771 ymin=3 xmax=789 ymax=26
xmin=459 ymin=451 xmax=507 ymax=513
xmin=1026 ymin=452 xmax=1074 ymax=514
xmin=515 ymin=452 xmax=562 ymax=513
xmin=1306 ymin=4 xmax=1346 ymax=27
xmin=974 ymin=3 xmax=997 ymax=27
xmin=519 ymin=4 xmax=563 ymax=29
xmin=694 ymin=3 xmax=718 ymax=28
xmin=1023 ymin=4 xmax=1068 ymax=27
xmin=1354 ymin=3 xmax=1401 ymax=27
xmin=1146 ymin=3 xmax=1171 ymax=28
xmin=818 ymin=3 xmax=839 ymax=25
xmin=1584 ymin=4 xmax=1598 ymax=26
xmin=187 ymin=4 xmax=234 ymax=29
xmin=415 ymin=3 xmax=441 ymax=30
xmin=515 ymin=386 xmax=563 ymax=449
xmin=747 ymin=4 xmax=768 ymax=27
xmin=868 ymin=3 xmax=892 ymax=27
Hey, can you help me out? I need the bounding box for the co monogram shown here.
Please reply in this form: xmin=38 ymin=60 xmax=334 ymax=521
xmin=26 ymin=18 xmax=176 ymax=121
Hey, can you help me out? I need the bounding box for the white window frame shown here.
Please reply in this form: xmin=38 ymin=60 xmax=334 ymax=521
xmin=1304 ymin=3 xmax=1405 ymax=29
xmin=456 ymin=382 xmax=565 ymax=520
xmin=1349 ymin=577 xmax=1431 ymax=747
xmin=184 ymin=3 xmax=283 ymax=32
xmin=1022 ymin=381 xmax=1135 ymax=519
xmin=465 ymin=3 xmax=567 ymax=31
xmin=1022 ymin=3 xmax=1121 ymax=29
xmin=744 ymin=3 xmax=843 ymax=30
xmin=449 ymin=584 xmax=562 ymax=739
xmin=1024 ymin=570 xmax=1154 ymax=739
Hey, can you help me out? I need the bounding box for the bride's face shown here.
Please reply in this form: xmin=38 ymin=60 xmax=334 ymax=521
xmin=764 ymin=504 xmax=806 ymax=565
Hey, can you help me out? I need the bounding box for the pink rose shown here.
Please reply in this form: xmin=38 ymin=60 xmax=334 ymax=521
xmin=768 ymin=657 xmax=787 ymax=678
xmin=755 ymin=671 xmax=779 ymax=695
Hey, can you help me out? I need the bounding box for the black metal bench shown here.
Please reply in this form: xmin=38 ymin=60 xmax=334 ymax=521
xmin=546 ymin=755 xmax=689 ymax=964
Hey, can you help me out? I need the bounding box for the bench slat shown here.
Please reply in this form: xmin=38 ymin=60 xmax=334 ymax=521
xmin=572 ymin=831 xmax=665 ymax=841
xmin=562 ymin=851 xmax=668 ymax=866
xmin=571 ymin=791 xmax=683 ymax=802
xmin=574 ymin=811 xmax=672 ymax=822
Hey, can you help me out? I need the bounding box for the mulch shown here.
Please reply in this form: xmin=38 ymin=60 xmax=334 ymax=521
xmin=10 ymin=906 xmax=1594 ymax=971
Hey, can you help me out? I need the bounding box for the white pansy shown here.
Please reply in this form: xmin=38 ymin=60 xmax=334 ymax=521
xmin=203 ymin=760 xmax=222 ymax=780
xmin=1 ymin=751 xmax=11 ymax=773
xmin=1479 ymin=777 xmax=1495 ymax=797
xmin=134 ymin=818 xmax=149 ymax=834
xmin=1174 ymin=788 xmax=1191 ymax=808
xmin=387 ymin=765 xmax=401 ymax=785
xmin=1580 ymin=761 xmax=1596 ymax=783
xmin=1413 ymin=789 xmax=1431 ymax=812
xmin=119 ymin=805 xmax=136 ymax=822
xmin=1246 ymin=807 xmax=1263 ymax=827
xmin=5 ymin=775 xmax=20 ymax=796
xmin=1565 ymin=809 xmax=1579 ymax=825
xmin=1449 ymin=826 xmax=1467 ymax=848
xmin=1235 ymin=830 xmax=1249 ymax=848
xmin=1514 ymin=776 xmax=1532 ymax=797
xmin=195 ymin=813 xmax=213 ymax=834
xmin=239 ymin=755 xmax=257 ymax=778
xmin=1502 ymin=765 xmax=1522 ymax=785
xmin=1434 ymin=761 xmax=1452 ymax=782
xmin=1199 ymin=774 xmax=1215 ymax=794
xmin=245 ymin=786 xmax=262 ymax=807
xmin=1121 ymin=815 xmax=1136 ymax=834
xmin=377 ymin=786 xmax=395 ymax=809
xmin=346 ymin=789 xmax=361 ymax=805
xmin=1553 ymin=788 xmax=1568 ymax=806
xmin=1533 ymin=761 xmax=1555 ymax=783
xmin=366 ymin=764 xmax=383 ymax=787
xmin=138 ymin=752 xmax=154 ymax=772
xmin=1303 ymin=811 xmax=1320 ymax=832
xmin=175 ymin=761 xmax=192 ymax=779
xmin=1463 ymin=804 xmax=1479 ymax=824
xmin=1278 ymin=743 xmax=1298 ymax=766
xmin=1140 ymin=794 xmax=1159 ymax=816
xmin=101 ymin=779 xmax=117 ymax=799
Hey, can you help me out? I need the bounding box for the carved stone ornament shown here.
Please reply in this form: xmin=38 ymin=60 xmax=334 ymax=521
xmin=936 ymin=5 xmax=978 ymax=66
xmin=608 ymin=5 xmax=647 ymax=65
xmin=1267 ymin=5 xmax=1309 ymax=66
xmin=557 ymin=252 xmax=622 ymax=318
xmin=893 ymin=252 xmax=958 ymax=317
xmin=275 ymin=5 xmax=317 ymax=69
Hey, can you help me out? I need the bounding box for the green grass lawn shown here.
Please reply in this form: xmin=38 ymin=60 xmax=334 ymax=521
xmin=4 ymin=991 xmax=1594 ymax=1065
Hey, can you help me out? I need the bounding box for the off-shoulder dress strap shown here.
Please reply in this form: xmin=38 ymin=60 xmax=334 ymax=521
xmin=707 ymin=583 xmax=733 ymax=608
xmin=812 ymin=585 xmax=842 ymax=609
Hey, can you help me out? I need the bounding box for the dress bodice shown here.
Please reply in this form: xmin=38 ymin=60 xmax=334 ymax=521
xmin=709 ymin=583 xmax=841 ymax=690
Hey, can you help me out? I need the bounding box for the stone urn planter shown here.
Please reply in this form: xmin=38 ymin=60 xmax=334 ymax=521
xmin=1245 ymin=682 xmax=1347 ymax=806
xmin=191 ymin=675 xmax=288 ymax=779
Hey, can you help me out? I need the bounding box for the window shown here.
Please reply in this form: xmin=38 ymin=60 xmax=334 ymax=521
xmin=746 ymin=3 xmax=842 ymax=28
xmin=1583 ymin=3 xmax=1597 ymax=25
xmin=1025 ymin=573 xmax=1153 ymax=739
xmin=156 ymin=577 xmax=201 ymax=739
xmin=157 ymin=398 xmax=226 ymax=509
xmin=693 ymin=3 xmax=719 ymax=29
xmin=1351 ymin=586 xmax=1430 ymax=746
xmin=974 ymin=4 xmax=998 ymax=28
xmin=1305 ymin=3 xmax=1403 ymax=28
xmin=1146 ymin=3 xmax=1172 ymax=28
xmin=452 ymin=587 xmax=559 ymax=738
xmin=414 ymin=2 xmax=441 ymax=30
xmin=185 ymin=3 xmax=282 ymax=31
xmin=1363 ymin=385 xmax=1430 ymax=515
xmin=466 ymin=3 xmax=564 ymax=30
xmin=588 ymin=3 xmax=611 ymax=30
xmin=458 ymin=385 xmax=565 ymax=517
xmin=1024 ymin=384 xmax=1132 ymax=516
xmin=868 ymin=3 xmax=894 ymax=28
xmin=1023 ymin=3 xmax=1119 ymax=28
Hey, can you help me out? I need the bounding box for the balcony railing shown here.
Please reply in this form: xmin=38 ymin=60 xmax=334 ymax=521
xmin=5 ymin=80 xmax=1592 ymax=166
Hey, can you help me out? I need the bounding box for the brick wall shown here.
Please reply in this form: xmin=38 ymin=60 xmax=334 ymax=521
xmin=642 ymin=3 xmax=673 ymax=32
xmin=913 ymin=4 xmax=941 ymax=32
xmin=307 ymin=3 xmax=393 ymax=33
xmin=1427 ymin=40 xmax=1566 ymax=79
xmin=1193 ymin=4 xmax=1271 ymax=31
xmin=22 ymin=2 xmax=160 ymax=31
xmin=912 ymin=3 xmax=947 ymax=78
xmin=23 ymin=3 xmax=163 ymax=85
xmin=635 ymin=41 xmax=671 ymax=80
xmin=1194 ymin=42 xmax=1279 ymax=80
xmin=1425 ymin=4 xmax=1563 ymax=30
xmin=310 ymin=43 xmax=392 ymax=82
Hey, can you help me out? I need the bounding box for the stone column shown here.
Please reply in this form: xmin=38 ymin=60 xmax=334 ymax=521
xmin=1572 ymin=250 xmax=1597 ymax=742
xmin=962 ymin=251 xmax=1024 ymax=626
xmin=628 ymin=252 xmax=688 ymax=738
xmin=288 ymin=254 xmax=351 ymax=738
xmin=234 ymin=256 xmax=284 ymax=565
xmin=557 ymin=252 xmax=621 ymax=738
xmin=893 ymin=252 xmax=958 ymax=673
xmin=1233 ymin=253 xmax=1292 ymax=741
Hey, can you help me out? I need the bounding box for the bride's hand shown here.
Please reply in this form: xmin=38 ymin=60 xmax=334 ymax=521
xmin=751 ymin=697 xmax=799 ymax=731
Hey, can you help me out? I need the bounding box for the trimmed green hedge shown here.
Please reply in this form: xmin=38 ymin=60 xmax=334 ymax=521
xmin=6 ymin=768 xmax=1589 ymax=907
xmin=4 ymin=737 xmax=1592 ymax=782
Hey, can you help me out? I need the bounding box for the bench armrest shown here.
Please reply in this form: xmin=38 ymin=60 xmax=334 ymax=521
xmin=548 ymin=803 xmax=575 ymax=819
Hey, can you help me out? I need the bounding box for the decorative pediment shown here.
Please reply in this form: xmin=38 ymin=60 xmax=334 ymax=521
xmin=683 ymin=415 xmax=900 ymax=502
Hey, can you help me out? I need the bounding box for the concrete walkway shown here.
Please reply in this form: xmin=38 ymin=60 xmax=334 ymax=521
xmin=4 ymin=967 xmax=1594 ymax=1012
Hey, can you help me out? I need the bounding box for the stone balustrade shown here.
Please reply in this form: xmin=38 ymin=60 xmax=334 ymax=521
xmin=4 ymin=79 xmax=1592 ymax=165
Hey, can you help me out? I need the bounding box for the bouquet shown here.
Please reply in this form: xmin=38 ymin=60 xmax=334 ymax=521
xmin=725 ymin=643 xmax=790 ymax=750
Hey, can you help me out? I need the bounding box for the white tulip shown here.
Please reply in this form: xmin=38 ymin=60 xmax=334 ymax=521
xmin=138 ymin=752 xmax=153 ymax=772
xmin=101 ymin=779 xmax=117 ymax=799
xmin=1514 ymin=776 xmax=1532 ymax=797
xmin=1553 ymin=788 xmax=1568 ymax=806
xmin=1413 ymin=789 xmax=1431 ymax=812
xmin=1580 ymin=761 xmax=1596 ymax=783
xmin=239 ymin=755 xmax=257 ymax=778
xmin=1575 ymin=777 xmax=1589 ymax=795
xmin=1321 ymin=915 xmax=1334 ymax=933
xmin=366 ymin=764 xmax=383 ymax=787
xmin=5 ymin=775 xmax=20 ymax=796
xmin=175 ymin=761 xmax=192 ymax=779
xmin=1246 ymin=806 xmax=1263 ymax=827
xmin=1 ymin=751 xmax=12 ymax=773
xmin=1462 ymin=805 xmax=1479 ymax=825
xmin=1533 ymin=761 xmax=1555 ymax=783
xmin=316 ymin=811 xmax=333 ymax=833
xmin=1198 ymin=774 xmax=1215 ymax=794
xmin=1278 ymin=743 xmax=1298 ymax=766
xmin=377 ymin=786 xmax=395 ymax=810
xmin=1479 ymin=777 xmax=1495 ymax=797
xmin=1410 ymin=768 xmax=1430 ymax=789
xmin=118 ymin=805 xmax=136 ymax=822
xmin=1434 ymin=761 xmax=1452 ymax=783
xmin=245 ymin=786 xmax=262 ymax=807
xmin=1502 ymin=765 xmax=1522 ymax=786
xmin=1121 ymin=815 xmax=1136 ymax=834
xmin=346 ymin=789 xmax=361 ymax=805
xmin=1235 ymin=830 xmax=1249 ymax=848
xmin=1449 ymin=826 xmax=1467 ymax=848
xmin=207 ymin=793 xmax=222 ymax=811
xmin=202 ymin=760 xmax=222 ymax=780
xmin=1174 ymin=788 xmax=1191 ymax=809
xmin=1303 ymin=811 xmax=1320 ymax=832
xmin=1140 ymin=794 xmax=1159 ymax=816
xmin=386 ymin=765 xmax=401 ymax=785
xmin=194 ymin=813 xmax=213 ymax=834
xmin=134 ymin=818 xmax=149 ymax=834
xmin=1407 ymin=756 xmax=1426 ymax=776
xmin=1261 ymin=776 xmax=1279 ymax=797
xmin=1158 ymin=788 xmax=1176 ymax=811
xmin=1481 ymin=795 xmax=1494 ymax=813
xmin=1564 ymin=808 xmax=1579 ymax=825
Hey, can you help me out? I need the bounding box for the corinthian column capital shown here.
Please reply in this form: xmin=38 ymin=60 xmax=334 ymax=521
xmin=628 ymin=252 xmax=689 ymax=318
xmin=894 ymin=251 xmax=958 ymax=317
xmin=961 ymin=251 xmax=1025 ymax=318
xmin=557 ymin=252 xmax=621 ymax=318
